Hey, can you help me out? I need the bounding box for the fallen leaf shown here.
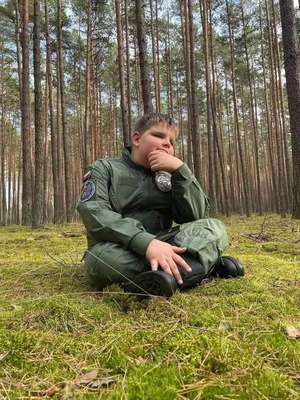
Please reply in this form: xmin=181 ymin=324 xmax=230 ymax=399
xmin=74 ymin=370 xmax=98 ymax=386
xmin=39 ymin=385 xmax=60 ymax=397
xmin=286 ymin=326 xmax=300 ymax=339
xmin=74 ymin=370 xmax=115 ymax=389
xmin=89 ymin=377 xmax=115 ymax=388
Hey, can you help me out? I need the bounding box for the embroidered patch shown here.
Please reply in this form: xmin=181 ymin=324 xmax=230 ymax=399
xmin=80 ymin=180 xmax=96 ymax=202
xmin=82 ymin=170 xmax=92 ymax=182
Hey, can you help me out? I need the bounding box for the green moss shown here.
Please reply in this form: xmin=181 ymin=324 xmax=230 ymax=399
xmin=0 ymin=215 xmax=299 ymax=398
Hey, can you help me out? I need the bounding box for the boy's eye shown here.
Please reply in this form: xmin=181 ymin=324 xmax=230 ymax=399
xmin=151 ymin=132 xmax=175 ymax=146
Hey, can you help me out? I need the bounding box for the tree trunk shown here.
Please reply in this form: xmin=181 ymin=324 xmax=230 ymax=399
xmin=45 ymin=0 xmax=61 ymax=223
xmin=241 ymin=0 xmax=262 ymax=215
xmin=115 ymin=0 xmax=130 ymax=145
xmin=43 ymin=70 xmax=49 ymax=224
xmin=180 ymin=0 xmax=193 ymax=170
xmin=57 ymin=0 xmax=73 ymax=222
xmin=259 ymin=2 xmax=279 ymax=212
xmin=225 ymin=0 xmax=250 ymax=216
xmin=15 ymin=0 xmax=22 ymax=98
xmin=187 ymin=0 xmax=201 ymax=181
xmin=135 ymin=0 xmax=153 ymax=114
xmin=134 ymin=36 xmax=143 ymax=115
xmin=150 ymin=0 xmax=160 ymax=113
xmin=124 ymin=0 xmax=132 ymax=133
xmin=155 ymin=0 xmax=161 ymax=113
xmin=0 ymin=87 xmax=7 ymax=225
xmin=32 ymin=0 xmax=44 ymax=228
xmin=265 ymin=0 xmax=285 ymax=215
xmin=84 ymin=0 xmax=93 ymax=169
xmin=199 ymin=0 xmax=215 ymax=206
xmin=271 ymin=0 xmax=292 ymax=206
xmin=166 ymin=13 xmax=174 ymax=117
xmin=279 ymin=0 xmax=300 ymax=218
xmin=21 ymin=0 xmax=32 ymax=225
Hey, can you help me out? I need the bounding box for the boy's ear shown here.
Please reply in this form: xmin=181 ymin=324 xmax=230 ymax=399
xmin=131 ymin=131 xmax=141 ymax=147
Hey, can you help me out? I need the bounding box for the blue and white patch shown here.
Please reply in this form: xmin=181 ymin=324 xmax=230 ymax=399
xmin=80 ymin=180 xmax=96 ymax=202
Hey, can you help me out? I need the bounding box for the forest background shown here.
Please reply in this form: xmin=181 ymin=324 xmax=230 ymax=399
xmin=0 ymin=1 xmax=300 ymax=398
xmin=0 ymin=0 xmax=300 ymax=228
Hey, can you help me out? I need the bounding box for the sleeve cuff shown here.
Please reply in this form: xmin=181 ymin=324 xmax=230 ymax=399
xmin=171 ymin=163 xmax=193 ymax=181
xmin=129 ymin=232 xmax=156 ymax=255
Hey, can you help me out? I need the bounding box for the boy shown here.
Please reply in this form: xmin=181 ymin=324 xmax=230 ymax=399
xmin=77 ymin=113 xmax=244 ymax=297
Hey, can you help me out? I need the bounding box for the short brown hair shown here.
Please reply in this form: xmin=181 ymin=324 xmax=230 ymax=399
xmin=134 ymin=113 xmax=177 ymax=134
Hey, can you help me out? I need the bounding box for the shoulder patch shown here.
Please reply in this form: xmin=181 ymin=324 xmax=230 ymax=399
xmin=82 ymin=170 xmax=92 ymax=182
xmin=80 ymin=180 xmax=96 ymax=202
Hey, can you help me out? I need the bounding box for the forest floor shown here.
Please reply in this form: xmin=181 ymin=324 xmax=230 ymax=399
xmin=0 ymin=215 xmax=299 ymax=399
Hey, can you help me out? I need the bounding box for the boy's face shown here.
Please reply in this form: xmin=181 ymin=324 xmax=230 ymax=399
xmin=131 ymin=122 xmax=177 ymax=168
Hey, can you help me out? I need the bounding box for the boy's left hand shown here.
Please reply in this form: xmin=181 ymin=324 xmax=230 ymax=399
xmin=148 ymin=150 xmax=183 ymax=172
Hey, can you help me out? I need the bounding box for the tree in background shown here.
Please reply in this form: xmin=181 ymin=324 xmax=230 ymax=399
xmin=20 ymin=0 xmax=32 ymax=225
xmin=32 ymin=0 xmax=44 ymax=228
xmin=135 ymin=0 xmax=153 ymax=114
xmin=279 ymin=0 xmax=300 ymax=218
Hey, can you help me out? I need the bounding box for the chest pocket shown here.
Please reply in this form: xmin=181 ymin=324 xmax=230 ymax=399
xmin=110 ymin=177 xmax=141 ymax=213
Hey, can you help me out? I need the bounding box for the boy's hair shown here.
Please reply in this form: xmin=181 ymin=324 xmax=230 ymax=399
xmin=134 ymin=113 xmax=177 ymax=134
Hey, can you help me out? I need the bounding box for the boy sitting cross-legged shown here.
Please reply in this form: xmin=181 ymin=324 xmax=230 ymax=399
xmin=77 ymin=113 xmax=244 ymax=297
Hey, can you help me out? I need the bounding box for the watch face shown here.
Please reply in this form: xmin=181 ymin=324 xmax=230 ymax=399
xmin=155 ymin=171 xmax=172 ymax=192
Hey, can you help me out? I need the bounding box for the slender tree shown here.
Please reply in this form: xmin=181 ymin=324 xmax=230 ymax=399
xmin=21 ymin=0 xmax=32 ymax=225
xmin=241 ymin=0 xmax=262 ymax=215
xmin=115 ymin=0 xmax=130 ymax=145
xmin=150 ymin=0 xmax=160 ymax=113
xmin=32 ymin=0 xmax=44 ymax=227
xmin=180 ymin=0 xmax=193 ymax=170
xmin=0 ymin=71 xmax=7 ymax=225
xmin=84 ymin=0 xmax=93 ymax=169
xmin=279 ymin=0 xmax=300 ymax=218
xmin=225 ymin=0 xmax=250 ymax=216
xmin=135 ymin=0 xmax=153 ymax=113
xmin=187 ymin=0 xmax=201 ymax=181
xmin=45 ymin=0 xmax=61 ymax=223
xmin=57 ymin=0 xmax=73 ymax=222
xmin=124 ymin=0 xmax=132 ymax=132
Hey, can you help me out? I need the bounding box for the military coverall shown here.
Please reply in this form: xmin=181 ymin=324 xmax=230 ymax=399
xmin=77 ymin=148 xmax=229 ymax=289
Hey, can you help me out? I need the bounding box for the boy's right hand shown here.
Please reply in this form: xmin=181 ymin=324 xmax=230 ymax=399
xmin=145 ymin=239 xmax=192 ymax=285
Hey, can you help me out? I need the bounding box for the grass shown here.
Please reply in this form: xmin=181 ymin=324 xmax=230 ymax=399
xmin=0 ymin=215 xmax=299 ymax=399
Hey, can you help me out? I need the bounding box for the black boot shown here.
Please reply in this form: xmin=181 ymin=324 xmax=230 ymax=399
xmin=178 ymin=254 xmax=208 ymax=291
xmin=122 ymin=270 xmax=177 ymax=298
xmin=210 ymin=256 xmax=245 ymax=278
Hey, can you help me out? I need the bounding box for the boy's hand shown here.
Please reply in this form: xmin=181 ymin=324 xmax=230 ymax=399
xmin=145 ymin=239 xmax=192 ymax=285
xmin=148 ymin=150 xmax=183 ymax=172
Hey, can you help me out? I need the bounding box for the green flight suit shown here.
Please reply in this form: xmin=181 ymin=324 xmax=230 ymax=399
xmin=77 ymin=148 xmax=228 ymax=289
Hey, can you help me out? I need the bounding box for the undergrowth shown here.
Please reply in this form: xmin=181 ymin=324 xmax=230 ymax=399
xmin=0 ymin=215 xmax=299 ymax=399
